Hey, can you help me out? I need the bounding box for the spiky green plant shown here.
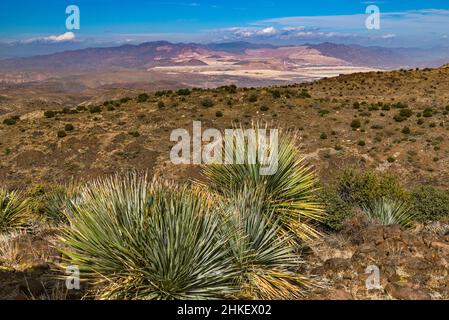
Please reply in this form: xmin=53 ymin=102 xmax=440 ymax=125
xmin=27 ymin=183 xmax=80 ymax=224
xmin=202 ymin=123 xmax=324 ymax=240
xmin=221 ymin=184 xmax=313 ymax=299
xmin=0 ymin=188 xmax=29 ymax=232
xmin=362 ymin=197 xmax=416 ymax=227
xmin=60 ymin=174 xmax=237 ymax=300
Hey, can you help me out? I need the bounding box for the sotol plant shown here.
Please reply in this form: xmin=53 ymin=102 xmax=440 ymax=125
xmin=221 ymin=184 xmax=313 ymax=299
xmin=362 ymin=197 xmax=416 ymax=227
xmin=60 ymin=174 xmax=237 ymax=300
xmin=202 ymin=123 xmax=324 ymax=240
xmin=0 ymin=189 xmax=29 ymax=231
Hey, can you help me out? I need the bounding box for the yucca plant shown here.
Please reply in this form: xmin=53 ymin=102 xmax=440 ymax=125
xmin=0 ymin=188 xmax=29 ymax=232
xmin=27 ymin=183 xmax=80 ymax=224
xmin=60 ymin=174 xmax=238 ymax=300
xmin=202 ymin=123 xmax=324 ymax=240
xmin=361 ymin=197 xmax=416 ymax=227
xmin=221 ymin=184 xmax=313 ymax=299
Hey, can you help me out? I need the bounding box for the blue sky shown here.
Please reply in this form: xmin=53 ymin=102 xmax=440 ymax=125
xmin=1 ymin=1 xmax=449 ymax=48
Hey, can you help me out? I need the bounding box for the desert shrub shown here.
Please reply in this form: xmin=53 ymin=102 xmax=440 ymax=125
xmin=57 ymin=130 xmax=67 ymax=138
xmin=351 ymin=119 xmax=361 ymax=129
xmin=298 ymin=89 xmax=311 ymax=98
xmin=410 ymin=186 xmax=449 ymax=222
xmin=318 ymin=187 xmax=353 ymax=231
xmin=399 ymin=109 xmax=413 ymax=118
xmin=64 ymin=124 xmax=74 ymax=132
xmin=417 ymin=118 xmax=424 ymax=125
xmin=128 ymin=131 xmax=140 ymax=138
xmin=401 ymin=126 xmax=411 ymax=134
xmin=120 ymin=97 xmax=131 ymax=104
xmin=215 ymin=111 xmax=223 ymax=118
xmin=393 ymin=114 xmax=405 ymax=122
xmin=387 ymin=156 xmax=396 ymax=163
xmin=176 ymin=88 xmax=191 ymax=96
xmin=320 ymin=132 xmax=328 ymax=140
xmin=60 ymin=175 xmax=237 ymax=299
xmin=335 ymin=169 xmax=407 ymax=207
xmin=157 ymin=101 xmax=165 ymax=109
xmin=0 ymin=189 xmax=29 ymax=231
xmin=260 ymin=105 xmax=269 ymax=112
xmin=76 ymin=106 xmax=87 ymax=112
xmin=89 ymin=106 xmax=102 ymax=113
xmin=271 ymin=90 xmax=281 ymax=99
xmin=358 ymin=140 xmax=366 ymax=146
xmin=248 ymin=93 xmax=258 ymax=103
xmin=361 ymin=198 xmax=415 ymax=227
xmin=202 ymin=124 xmax=324 ymax=240
xmin=318 ymin=109 xmax=330 ymax=116
xmin=201 ymin=98 xmax=214 ymax=108
xmin=423 ymin=108 xmax=433 ymax=117
xmin=44 ymin=110 xmax=57 ymax=118
xmin=137 ymin=93 xmax=149 ymax=103
xmin=2 ymin=116 xmax=20 ymax=126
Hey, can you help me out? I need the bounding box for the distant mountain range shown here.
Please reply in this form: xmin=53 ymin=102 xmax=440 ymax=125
xmin=1 ymin=41 xmax=449 ymax=87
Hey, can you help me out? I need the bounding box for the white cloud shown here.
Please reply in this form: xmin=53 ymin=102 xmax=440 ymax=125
xmin=381 ymin=33 xmax=396 ymax=39
xmin=21 ymin=32 xmax=76 ymax=44
xmin=45 ymin=32 xmax=76 ymax=42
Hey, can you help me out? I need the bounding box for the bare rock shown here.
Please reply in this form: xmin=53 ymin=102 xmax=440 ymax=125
xmin=385 ymin=283 xmax=431 ymax=300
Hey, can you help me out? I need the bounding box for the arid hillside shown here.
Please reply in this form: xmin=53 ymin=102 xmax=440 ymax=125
xmin=1 ymin=65 xmax=449 ymax=189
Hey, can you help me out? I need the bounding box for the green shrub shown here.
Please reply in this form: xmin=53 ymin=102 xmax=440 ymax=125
xmin=57 ymin=130 xmax=67 ymax=138
xmin=2 ymin=116 xmax=19 ymax=126
xmin=157 ymin=101 xmax=165 ymax=109
xmin=176 ymin=88 xmax=191 ymax=96
xmin=410 ymin=186 xmax=449 ymax=222
xmin=351 ymin=119 xmax=361 ymax=129
xmin=320 ymin=132 xmax=328 ymax=140
xmin=401 ymin=126 xmax=411 ymax=134
xmin=248 ymin=93 xmax=258 ymax=103
xmin=201 ymin=98 xmax=214 ymax=108
xmin=89 ymin=106 xmax=102 ymax=113
xmin=335 ymin=169 xmax=407 ymax=207
xmin=318 ymin=187 xmax=353 ymax=231
xmin=423 ymin=108 xmax=433 ymax=117
xmin=271 ymin=90 xmax=281 ymax=99
xmin=137 ymin=93 xmax=149 ymax=103
xmin=0 ymin=189 xmax=29 ymax=231
xmin=44 ymin=110 xmax=57 ymax=118
xmin=358 ymin=140 xmax=366 ymax=146
xmin=298 ymin=89 xmax=311 ymax=98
